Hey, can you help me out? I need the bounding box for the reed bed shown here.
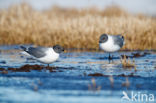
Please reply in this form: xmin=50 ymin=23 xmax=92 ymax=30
xmin=0 ymin=4 xmax=156 ymax=50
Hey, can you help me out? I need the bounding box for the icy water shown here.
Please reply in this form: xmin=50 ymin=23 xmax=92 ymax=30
xmin=0 ymin=45 xmax=156 ymax=103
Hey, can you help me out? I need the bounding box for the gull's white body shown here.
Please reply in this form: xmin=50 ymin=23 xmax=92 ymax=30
xmin=37 ymin=48 xmax=59 ymax=64
xmin=99 ymin=35 xmax=120 ymax=52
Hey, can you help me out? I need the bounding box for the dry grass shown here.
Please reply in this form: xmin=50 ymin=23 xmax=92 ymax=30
xmin=88 ymin=78 xmax=101 ymax=92
xmin=108 ymin=75 xmax=114 ymax=87
xmin=122 ymin=77 xmax=130 ymax=88
xmin=0 ymin=3 xmax=156 ymax=50
xmin=120 ymin=55 xmax=137 ymax=71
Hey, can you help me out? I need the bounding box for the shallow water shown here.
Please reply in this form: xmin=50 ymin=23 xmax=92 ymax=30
xmin=0 ymin=45 xmax=156 ymax=103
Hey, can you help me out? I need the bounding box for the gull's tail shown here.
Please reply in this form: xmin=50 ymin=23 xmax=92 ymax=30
xmin=117 ymin=35 xmax=125 ymax=45
xmin=20 ymin=46 xmax=27 ymax=51
xmin=121 ymin=35 xmax=125 ymax=45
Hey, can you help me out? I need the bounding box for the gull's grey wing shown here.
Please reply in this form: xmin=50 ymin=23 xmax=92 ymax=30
xmin=21 ymin=46 xmax=48 ymax=58
xmin=113 ymin=35 xmax=124 ymax=47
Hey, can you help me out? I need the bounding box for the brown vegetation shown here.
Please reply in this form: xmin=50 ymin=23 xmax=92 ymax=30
xmin=120 ymin=55 xmax=137 ymax=71
xmin=0 ymin=4 xmax=156 ymax=50
xmin=88 ymin=78 xmax=101 ymax=92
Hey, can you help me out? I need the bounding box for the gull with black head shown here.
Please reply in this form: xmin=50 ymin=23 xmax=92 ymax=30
xmin=99 ymin=33 xmax=125 ymax=62
xmin=20 ymin=45 xmax=64 ymax=67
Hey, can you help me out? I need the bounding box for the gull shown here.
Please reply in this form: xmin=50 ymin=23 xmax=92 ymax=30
xmin=20 ymin=45 xmax=64 ymax=67
xmin=99 ymin=33 xmax=125 ymax=61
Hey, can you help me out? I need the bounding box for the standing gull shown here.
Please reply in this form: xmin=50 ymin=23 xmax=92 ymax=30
xmin=21 ymin=45 xmax=64 ymax=67
xmin=99 ymin=33 xmax=125 ymax=61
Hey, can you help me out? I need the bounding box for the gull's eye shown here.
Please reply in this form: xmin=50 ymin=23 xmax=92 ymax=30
xmin=103 ymin=36 xmax=106 ymax=40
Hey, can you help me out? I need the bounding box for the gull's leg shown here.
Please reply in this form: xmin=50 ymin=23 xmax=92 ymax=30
xmin=44 ymin=64 xmax=49 ymax=71
xmin=108 ymin=53 xmax=111 ymax=63
xmin=108 ymin=53 xmax=113 ymax=63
